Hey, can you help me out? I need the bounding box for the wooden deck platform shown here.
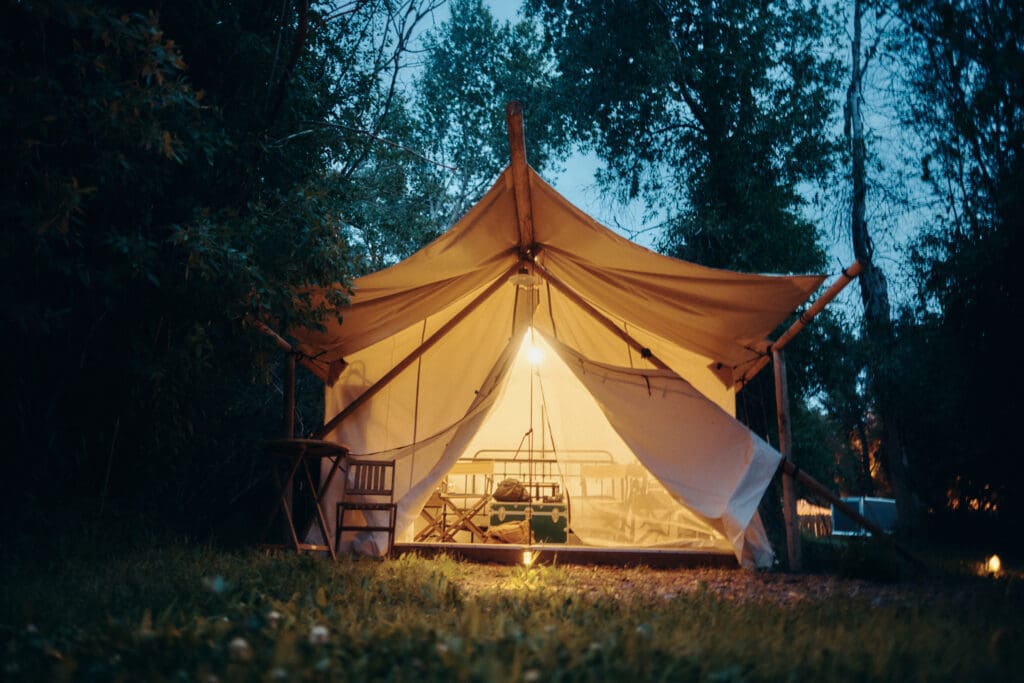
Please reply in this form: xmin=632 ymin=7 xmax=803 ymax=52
xmin=393 ymin=542 xmax=738 ymax=569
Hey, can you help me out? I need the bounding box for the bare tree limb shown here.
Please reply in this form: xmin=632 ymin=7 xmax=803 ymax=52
xmin=305 ymin=121 xmax=457 ymax=170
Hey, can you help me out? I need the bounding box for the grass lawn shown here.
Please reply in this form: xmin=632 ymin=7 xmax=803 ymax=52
xmin=1 ymin=537 xmax=1021 ymax=682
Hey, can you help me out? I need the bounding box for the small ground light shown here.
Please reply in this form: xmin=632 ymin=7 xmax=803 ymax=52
xmin=987 ymin=554 xmax=1002 ymax=574
xmin=522 ymin=550 xmax=535 ymax=567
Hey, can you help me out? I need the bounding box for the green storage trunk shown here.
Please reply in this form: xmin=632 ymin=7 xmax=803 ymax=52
xmin=489 ymin=501 xmax=568 ymax=543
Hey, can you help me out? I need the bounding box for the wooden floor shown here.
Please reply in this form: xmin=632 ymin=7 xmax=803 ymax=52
xmin=393 ymin=542 xmax=738 ymax=569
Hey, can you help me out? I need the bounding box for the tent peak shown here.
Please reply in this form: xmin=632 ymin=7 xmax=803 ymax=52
xmin=505 ymin=101 xmax=536 ymax=256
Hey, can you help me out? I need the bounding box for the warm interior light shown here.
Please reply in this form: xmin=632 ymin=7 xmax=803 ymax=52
xmin=522 ymin=550 xmax=534 ymax=567
xmin=528 ymin=346 xmax=544 ymax=365
xmin=987 ymin=554 xmax=1002 ymax=574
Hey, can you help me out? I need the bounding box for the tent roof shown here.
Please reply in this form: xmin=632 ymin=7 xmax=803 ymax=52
xmin=291 ymin=164 xmax=825 ymax=393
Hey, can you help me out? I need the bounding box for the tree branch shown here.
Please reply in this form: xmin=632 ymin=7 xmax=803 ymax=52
xmin=305 ymin=121 xmax=458 ymax=170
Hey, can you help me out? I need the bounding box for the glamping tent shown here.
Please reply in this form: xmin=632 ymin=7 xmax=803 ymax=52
xmin=287 ymin=105 xmax=827 ymax=569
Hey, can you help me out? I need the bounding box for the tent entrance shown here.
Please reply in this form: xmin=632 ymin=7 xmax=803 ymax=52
xmin=409 ymin=330 xmax=734 ymax=554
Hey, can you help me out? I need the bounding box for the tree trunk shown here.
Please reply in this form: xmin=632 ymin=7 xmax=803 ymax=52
xmin=856 ymin=421 xmax=874 ymax=496
xmin=847 ymin=0 xmax=925 ymax=531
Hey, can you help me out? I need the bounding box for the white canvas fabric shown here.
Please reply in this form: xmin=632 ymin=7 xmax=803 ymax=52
xmin=292 ymin=165 xmax=824 ymax=568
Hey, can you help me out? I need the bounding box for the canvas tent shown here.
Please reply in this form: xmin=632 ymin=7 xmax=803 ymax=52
xmin=286 ymin=107 xmax=827 ymax=569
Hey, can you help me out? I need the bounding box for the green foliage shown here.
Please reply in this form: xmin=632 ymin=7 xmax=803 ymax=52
xmin=2 ymin=545 xmax=1022 ymax=682
xmin=338 ymin=0 xmax=569 ymax=272
xmin=796 ymin=312 xmax=883 ymax=496
xmin=335 ymin=104 xmax=442 ymax=274
xmin=0 ymin=0 xmax=439 ymax=535
xmin=526 ymin=0 xmax=840 ymax=274
xmin=889 ymin=0 xmax=1024 ymax=529
xmin=410 ymin=1 xmax=567 ymax=248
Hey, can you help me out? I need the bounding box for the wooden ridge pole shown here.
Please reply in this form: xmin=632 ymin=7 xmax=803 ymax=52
xmin=506 ymin=101 xmax=536 ymax=255
xmin=313 ymin=262 xmax=521 ymax=440
xmin=531 ymin=260 xmax=670 ymax=371
xmin=738 ymin=261 xmax=863 ymax=386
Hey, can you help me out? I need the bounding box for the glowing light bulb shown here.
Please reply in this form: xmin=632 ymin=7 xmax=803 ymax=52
xmin=528 ymin=347 xmax=544 ymax=365
xmin=522 ymin=550 xmax=534 ymax=567
xmin=987 ymin=554 xmax=1002 ymax=574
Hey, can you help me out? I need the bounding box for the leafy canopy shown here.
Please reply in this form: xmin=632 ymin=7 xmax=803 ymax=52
xmin=526 ymin=0 xmax=841 ymax=274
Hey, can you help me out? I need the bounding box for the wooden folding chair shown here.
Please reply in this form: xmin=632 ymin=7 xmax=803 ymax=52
xmin=437 ymin=460 xmax=494 ymax=543
xmin=414 ymin=490 xmax=447 ymax=542
xmin=335 ymin=460 xmax=397 ymax=556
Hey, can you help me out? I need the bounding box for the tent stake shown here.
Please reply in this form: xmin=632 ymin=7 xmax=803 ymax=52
xmin=314 ymin=262 xmax=522 ymax=440
xmin=773 ymin=348 xmax=801 ymax=571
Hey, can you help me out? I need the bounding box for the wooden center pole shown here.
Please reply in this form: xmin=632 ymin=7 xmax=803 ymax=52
xmin=506 ymin=101 xmax=536 ymax=255
xmin=773 ymin=347 xmax=801 ymax=571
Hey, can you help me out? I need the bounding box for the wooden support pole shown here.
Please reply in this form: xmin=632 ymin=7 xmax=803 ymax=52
xmin=739 ymin=261 xmax=863 ymax=385
xmin=773 ymin=348 xmax=801 ymax=571
xmin=281 ymin=352 xmax=297 ymax=542
xmin=506 ymin=101 xmax=536 ymax=254
xmin=532 ymin=260 xmax=670 ymax=371
xmin=313 ymin=262 xmax=521 ymax=440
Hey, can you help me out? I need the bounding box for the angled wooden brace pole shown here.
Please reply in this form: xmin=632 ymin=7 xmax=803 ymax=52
xmin=759 ymin=261 xmax=925 ymax=570
xmin=248 ymin=317 xmax=325 ymax=381
xmin=738 ymin=261 xmax=864 ymax=386
xmin=313 ymin=262 xmax=521 ymax=440
xmin=779 ymin=459 xmax=927 ymax=569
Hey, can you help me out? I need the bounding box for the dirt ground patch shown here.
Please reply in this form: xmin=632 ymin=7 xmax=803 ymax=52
xmin=445 ymin=561 xmax=1020 ymax=609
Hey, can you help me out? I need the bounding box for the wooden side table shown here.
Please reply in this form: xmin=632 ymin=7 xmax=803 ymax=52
xmin=263 ymin=438 xmax=348 ymax=560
